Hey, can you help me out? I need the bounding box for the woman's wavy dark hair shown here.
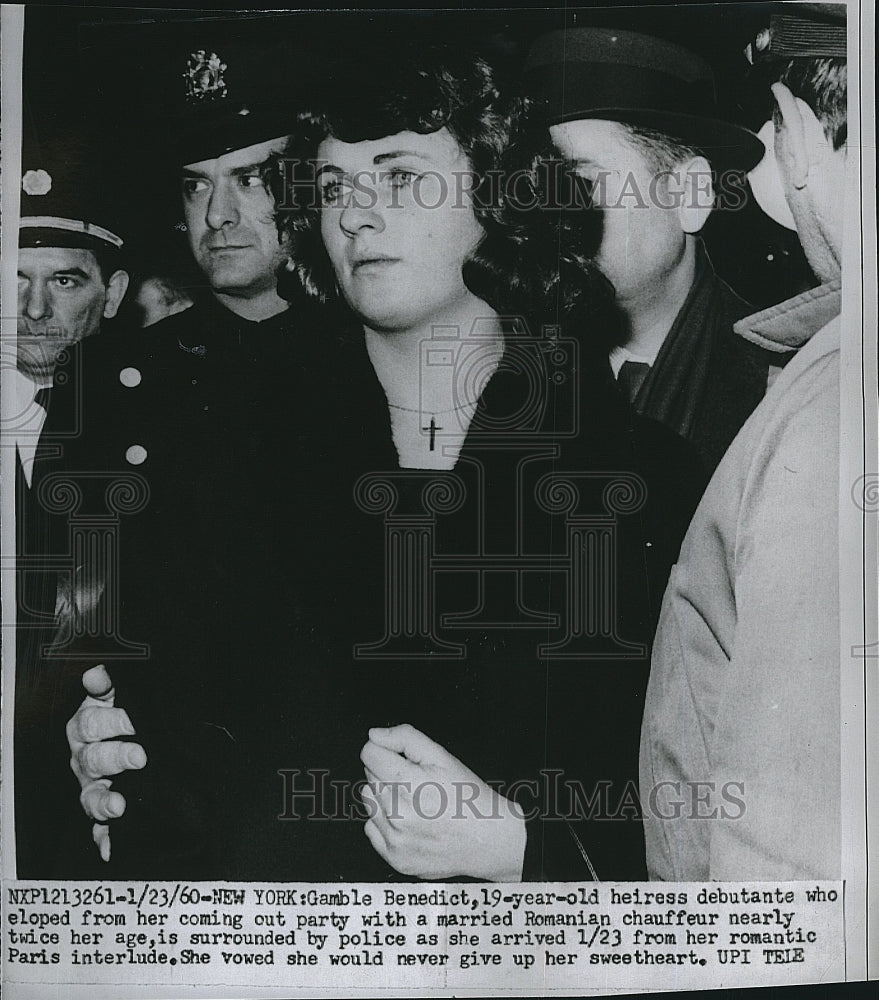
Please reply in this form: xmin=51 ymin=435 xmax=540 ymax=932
xmin=474 ymin=91 xmax=616 ymax=332
xmin=270 ymin=45 xmax=614 ymax=336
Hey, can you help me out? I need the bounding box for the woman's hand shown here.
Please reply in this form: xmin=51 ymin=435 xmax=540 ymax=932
xmin=360 ymin=724 xmax=526 ymax=882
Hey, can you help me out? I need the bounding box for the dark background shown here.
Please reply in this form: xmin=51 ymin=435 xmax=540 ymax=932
xmin=21 ymin=1 xmax=815 ymax=311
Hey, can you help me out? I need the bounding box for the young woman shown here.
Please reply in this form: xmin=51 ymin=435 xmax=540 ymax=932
xmin=274 ymin=44 xmax=706 ymax=883
xmin=35 ymin=44 xmax=703 ymax=885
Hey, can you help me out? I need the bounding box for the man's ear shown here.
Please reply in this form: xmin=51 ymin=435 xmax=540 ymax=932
xmin=678 ymin=155 xmax=714 ymax=235
xmin=103 ymin=269 xmax=130 ymax=320
xmin=770 ymin=81 xmax=828 ymax=190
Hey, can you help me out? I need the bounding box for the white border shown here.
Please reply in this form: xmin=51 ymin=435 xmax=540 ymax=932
xmin=1 ymin=0 xmax=25 ymax=882
xmin=0 ymin=1 xmax=875 ymax=994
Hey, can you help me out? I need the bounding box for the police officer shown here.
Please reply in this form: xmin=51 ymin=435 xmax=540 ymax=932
xmin=13 ymin=139 xmax=131 ymax=875
xmin=14 ymin=138 xmax=129 ymax=486
xmin=23 ymin=39 xmax=395 ymax=878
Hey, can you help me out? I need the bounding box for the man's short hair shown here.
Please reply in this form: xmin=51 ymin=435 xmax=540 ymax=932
xmin=776 ymin=58 xmax=847 ymax=150
xmin=620 ymin=124 xmax=704 ymax=173
xmin=91 ymin=247 xmax=125 ymax=285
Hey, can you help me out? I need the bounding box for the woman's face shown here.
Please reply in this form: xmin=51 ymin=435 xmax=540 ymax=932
xmin=317 ymin=127 xmax=485 ymax=333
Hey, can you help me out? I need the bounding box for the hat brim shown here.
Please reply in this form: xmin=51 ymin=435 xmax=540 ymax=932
xmin=548 ymin=107 xmax=766 ymax=172
xmin=159 ymin=107 xmax=294 ymax=167
xmin=19 ymin=226 xmax=124 ymax=255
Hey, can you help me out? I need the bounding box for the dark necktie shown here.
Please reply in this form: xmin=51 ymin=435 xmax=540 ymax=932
xmin=616 ymin=360 xmax=651 ymax=403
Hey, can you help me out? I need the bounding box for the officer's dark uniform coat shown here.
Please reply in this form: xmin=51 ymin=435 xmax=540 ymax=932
xmin=17 ymin=292 xmax=397 ymax=878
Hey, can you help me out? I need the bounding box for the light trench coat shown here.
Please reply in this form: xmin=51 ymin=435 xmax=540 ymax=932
xmin=640 ymin=280 xmax=843 ymax=881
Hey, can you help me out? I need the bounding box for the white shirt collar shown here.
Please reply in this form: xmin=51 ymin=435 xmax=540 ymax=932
xmin=608 ymin=343 xmax=660 ymax=378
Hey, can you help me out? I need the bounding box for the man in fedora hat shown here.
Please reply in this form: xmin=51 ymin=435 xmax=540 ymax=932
xmin=640 ymin=3 xmax=847 ymax=880
xmin=23 ymin=28 xmax=394 ymax=877
xmin=523 ymin=27 xmax=775 ymax=472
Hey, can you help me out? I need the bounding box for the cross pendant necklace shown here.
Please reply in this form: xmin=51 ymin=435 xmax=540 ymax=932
xmin=422 ymin=416 xmax=442 ymax=451
xmin=387 ymin=400 xmax=477 ymax=453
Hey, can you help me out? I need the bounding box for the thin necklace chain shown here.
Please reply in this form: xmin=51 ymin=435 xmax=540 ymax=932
xmin=387 ymin=398 xmax=480 ymax=416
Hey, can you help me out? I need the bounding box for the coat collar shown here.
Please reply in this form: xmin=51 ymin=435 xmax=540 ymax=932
xmin=734 ymin=279 xmax=842 ymax=354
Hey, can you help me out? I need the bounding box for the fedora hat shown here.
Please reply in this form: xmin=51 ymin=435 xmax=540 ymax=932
xmin=523 ymin=28 xmax=764 ymax=171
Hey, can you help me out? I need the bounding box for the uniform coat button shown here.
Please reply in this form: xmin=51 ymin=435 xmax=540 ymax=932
xmin=120 ymin=367 xmax=142 ymax=387
xmin=125 ymin=444 xmax=148 ymax=465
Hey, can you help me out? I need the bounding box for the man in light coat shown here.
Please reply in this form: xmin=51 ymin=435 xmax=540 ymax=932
xmin=640 ymin=2 xmax=848 ymax=879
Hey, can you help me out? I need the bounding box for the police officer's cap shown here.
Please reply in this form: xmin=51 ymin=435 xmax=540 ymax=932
xmin=19 ymin=131 xmax=125 ymax=253
xmin=746 ymin=3 xmax=846 ymax=63
xmin=144 ymin=30 xmax=305 ymax=166
xmin=523 ymin=27 xmax=765 ymax=171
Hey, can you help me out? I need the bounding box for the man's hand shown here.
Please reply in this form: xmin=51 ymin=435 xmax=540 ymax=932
xmin=66 ymin=664 xmax=147 ymax=862
xmin=360 ymin=724 xmax=526 ymax=882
